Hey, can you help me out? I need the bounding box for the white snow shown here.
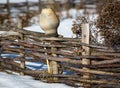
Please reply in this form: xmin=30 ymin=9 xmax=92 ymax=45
xmin=24 ymin=24 xmax=45 ymax=33
xmin=58 ymin=18 xmax=75 ymax=38
xmin=0 ymin=72 xmax=72 ymax=88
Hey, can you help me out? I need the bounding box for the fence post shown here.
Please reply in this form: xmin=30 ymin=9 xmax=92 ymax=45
xmin=20 ymin=33 xmax=25 ymax=76
xmin=43 ymin=42 xmax=51 ymax=73
xmin=50 ymin=43 xmax=59 ymax=76
xmin=18 ymin=18 xmax=25 ymax=76
xmin=81 ymin=23 xmax=91 ymax=87
xmin=43 ymin=41 xmax=59 ymax=80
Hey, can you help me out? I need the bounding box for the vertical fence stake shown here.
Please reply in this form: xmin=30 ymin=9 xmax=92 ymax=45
xmin=19 ymin=33 xmax=25 ymax=76
xmin=18 ymin=18 xmax=25 ymax=76
xmin=44 ymin=41 xmax=59 ymax=80
xmin=50 ymin=42 xmax=59 ymax=80
xmin=81 ymin=23 xmax=91 ymax=87
xmin=43 ymin=42 xmax=51 ymax=73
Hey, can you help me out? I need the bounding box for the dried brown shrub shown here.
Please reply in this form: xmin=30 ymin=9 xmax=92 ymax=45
xmin=96 ymin=1 xmax=120 ymax=48
xmin=71 ymin=17 xmax=88 ymax=38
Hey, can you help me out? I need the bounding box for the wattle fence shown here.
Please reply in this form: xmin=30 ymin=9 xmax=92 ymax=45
xmin=0 ymin=24 xmax=120 ymax=88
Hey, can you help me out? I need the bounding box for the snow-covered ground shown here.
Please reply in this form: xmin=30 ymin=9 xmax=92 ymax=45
xmin=0 ymin=72 xmax=73 ymax=88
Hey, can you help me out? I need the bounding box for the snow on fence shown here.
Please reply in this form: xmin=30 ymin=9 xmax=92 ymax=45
xmin=0 ymin=24 xmax=120 ymax=88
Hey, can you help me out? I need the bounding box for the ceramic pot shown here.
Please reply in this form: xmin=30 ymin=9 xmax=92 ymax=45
xmin=39 ymin=8 xmax=59 ymax=37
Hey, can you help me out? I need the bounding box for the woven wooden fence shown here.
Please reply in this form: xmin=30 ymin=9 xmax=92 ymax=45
xmin=0 ymin=24 xmax=120 ymax=88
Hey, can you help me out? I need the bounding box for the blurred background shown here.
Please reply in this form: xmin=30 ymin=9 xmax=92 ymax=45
xmin=0 ymin=0 xmax=106 ymax=26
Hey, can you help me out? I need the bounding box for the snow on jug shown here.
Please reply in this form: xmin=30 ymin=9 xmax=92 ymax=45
xmin=39 ymin=8 xmax=59 ymax=37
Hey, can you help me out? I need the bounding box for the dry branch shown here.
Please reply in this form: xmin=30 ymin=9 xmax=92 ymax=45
xmin=73 ymin=78 xmax=120 ymax=86
xmin=64 ymin=65 xmax=120 ymax=77
xmin=92 ymin=51 xmax=120 ymax=57
xmin=93 ymin=58 xmax=120 ymax=65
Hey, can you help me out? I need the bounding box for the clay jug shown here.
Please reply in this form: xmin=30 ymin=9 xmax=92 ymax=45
xmin=39 ymin=8 xmax=59 ymax=37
